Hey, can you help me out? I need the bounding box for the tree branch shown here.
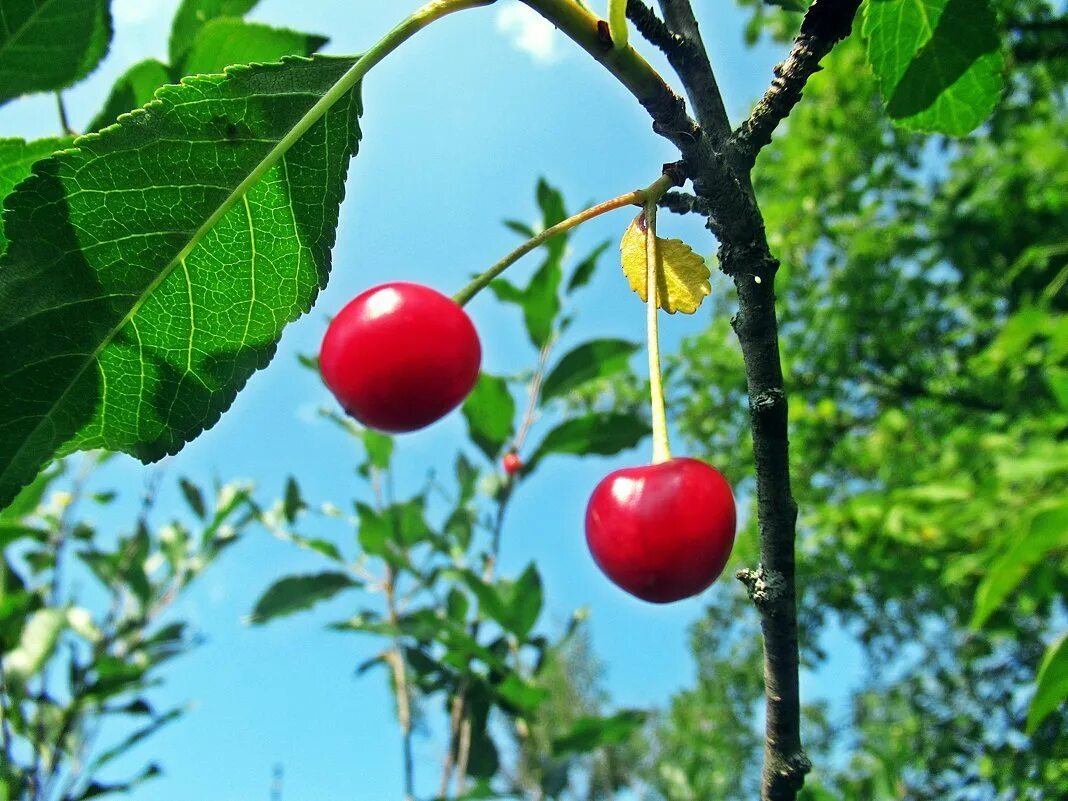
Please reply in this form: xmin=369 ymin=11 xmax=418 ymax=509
xmin=729 ymin=0 xmax=863 ymax=172
xmin=658 ymin=190 xmax=713 ymax=217
xmin=649 ymin=0 xmax=735 ymax=150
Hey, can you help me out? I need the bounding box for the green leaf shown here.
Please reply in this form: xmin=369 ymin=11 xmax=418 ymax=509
xmin=861 ymin=0 xmax=1004 ymax=136
xmin=249 ymin=571 xmax=358 ymax=624
xmin=527 ymin=412 xmax=650 ymax=471
xmin=496 ymin=673 xmax=548 ymax=713
xmin=509 ymin=563 xmax=543 ymax=640
xmin=1 ymin=607 xmax=66 ymax=681
xmin=283 ymin=476 xmax=305 ymax=523
xmin=523 ymin=255 xmax=564 ymax=348
xmin=178 ymin=478 xmax=206 ymax=519
xmin=356 ymin=502 xmax=390 ymax=556
xmin=1028 ymin=633 xmax=1068 ymax=734
xmin=566 ymin=239 xmax=610 ymax=294
xmin=0 ymin=137 xmax=74 ymax=255
xmin=0 ymin=462 xmax=63 ymax=520
xmin=503 ymin=218 xmax=536 ymax=238
xmin=0 ymin=0 xmax=112 ymax=104
xmin=87 ymin=59 xmax=172 ymax=133
xmin=462 ymin=374 xmax=516 ymax=461
xmin=169 ymin=0 xmax=260 ymax=64
xmin=540 ymin=339 xmax=638 ymax=403
xmin=181 ymin=18 xmax=328 ymax=76
xmin=0 ymin=55 xmax=364 ymax=508
xmin=971 ymin=502 xmax=1068 ymax=628
xmin=487 ymin=277 xmax=526 ymax=305
xmin=552 ymin=710 xmax=647 ymax=755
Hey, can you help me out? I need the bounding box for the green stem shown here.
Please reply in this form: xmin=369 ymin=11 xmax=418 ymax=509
xmin=454 ymin=172 xmax=675 ymax=307
xmin=644 ymin=197 xmax=671 ymax=464
xmin=520 ymin=0 xmax=668 ymax=100
xmin=607 ymin=0 xmax=629 ymax=49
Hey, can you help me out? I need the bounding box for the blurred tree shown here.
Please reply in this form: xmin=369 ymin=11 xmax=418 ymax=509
xmin=0 ymin=457 xmax=253 ymax=801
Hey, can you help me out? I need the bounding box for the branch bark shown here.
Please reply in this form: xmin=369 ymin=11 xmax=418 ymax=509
xmin=729 ymin=0 xmax=863 ymax=172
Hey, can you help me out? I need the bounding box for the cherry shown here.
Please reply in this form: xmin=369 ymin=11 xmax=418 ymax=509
xmin=502 ymin=452 xmax=523 ymax=475
xmin=320 ymin=282 xmax=481 ymax=433
xmin=584 ymin=457 xmax=736 ymax=603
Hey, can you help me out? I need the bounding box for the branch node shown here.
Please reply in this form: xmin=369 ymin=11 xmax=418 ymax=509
xmin=753 ymin=388 xmax=786 ymax=414
xmin=735 ymin=565 xmax=786 ymax=607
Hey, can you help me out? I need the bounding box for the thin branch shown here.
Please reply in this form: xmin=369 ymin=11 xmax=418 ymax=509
xmin=658 ymin=190 xmax=712 ymax=217
xmin=649 ymin=0 xmax=736 ymax=150
xmin=385 ymin=569 xmax=416 ymax=801
xmin=729 ymin=0 xmax=863 ymax=172
xmin=626 ymin=1 xmax=683 ymax=57
xmin=55 ymin=92 xmax=75 ymax=137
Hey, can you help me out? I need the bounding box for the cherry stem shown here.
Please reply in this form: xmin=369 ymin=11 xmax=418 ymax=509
xmin=644 ymin=196 xmax=671 ymax=464
xmin=607 ymin=0 xmax=629 ymax=49
xmin=453 ymin=172 xmax=677 ymax=307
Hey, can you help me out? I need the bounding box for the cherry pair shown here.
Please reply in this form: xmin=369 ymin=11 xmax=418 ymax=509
xmin=320 ymin=282 xmax=736 ymax=603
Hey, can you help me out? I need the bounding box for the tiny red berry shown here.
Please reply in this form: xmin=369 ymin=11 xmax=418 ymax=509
xmin=585 ymin=457 xmax=736 ymax=603
xmin=320 ymin=282 xmax=481 ymax=433
xmin=502 ymin=453 xmax=523 ymax=475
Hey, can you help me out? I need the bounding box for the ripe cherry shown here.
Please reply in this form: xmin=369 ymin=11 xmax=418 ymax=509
xmin=502 ymin=452 xmax=523 ymax=475
xmin=585 ymin=457 xmax=736 ymax=603
xmin=320 ymin=282 xmax=481 ymax=433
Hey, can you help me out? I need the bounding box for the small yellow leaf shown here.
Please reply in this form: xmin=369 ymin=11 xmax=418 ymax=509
xmin=620 ymin=214 xmax=710 ymax=314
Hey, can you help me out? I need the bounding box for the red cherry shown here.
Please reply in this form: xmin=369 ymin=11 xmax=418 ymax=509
xmin=585 ymin=457 xmax=736 ymax=603
xmin=320 ymin=282 xmax=481 ymax=433
xmin=502 ymin=452 xmax=523 ymax=475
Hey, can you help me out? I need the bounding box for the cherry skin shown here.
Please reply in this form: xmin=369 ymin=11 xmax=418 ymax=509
xmin=320 ymin=282 xmax=481 ymax=433
xmin=585 ymin=457 xmax=736 ymax=603
xmin=502 ymin=452 xmax=523 ymax=475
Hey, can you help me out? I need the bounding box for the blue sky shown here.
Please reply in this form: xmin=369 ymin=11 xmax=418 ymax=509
xmin=2 ymin=2 xmax=864 ymax=799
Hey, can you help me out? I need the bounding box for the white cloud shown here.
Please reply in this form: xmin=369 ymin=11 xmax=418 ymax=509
xmin=495 ymin=2 xmax=564 ymax=65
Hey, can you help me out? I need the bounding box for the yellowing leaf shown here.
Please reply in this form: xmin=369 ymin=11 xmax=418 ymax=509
xmin=620 ymin=214 xmax=710 ymax=314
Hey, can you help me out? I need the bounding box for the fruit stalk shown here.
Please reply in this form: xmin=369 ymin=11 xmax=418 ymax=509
xmin=643 ymin=200 xmax=671 ymax=464
xmin=454 ymin=173 xmax=677 ymax=307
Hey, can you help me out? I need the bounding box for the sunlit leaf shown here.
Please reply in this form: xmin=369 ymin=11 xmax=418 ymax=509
xmin=527 ymin=412 xmax=650 ymax=471
xmin=0 ymin=55 xmax=364 ymax=507
xmin=0 ymin=137 xmax=74 ymax=255
xmin=169 ymin=0 xmax=260 ymax=64
xmin=862 ymin=0 xmax=1004 ymax=135
xmin=620 ymin=214 xmax=710 ymax=314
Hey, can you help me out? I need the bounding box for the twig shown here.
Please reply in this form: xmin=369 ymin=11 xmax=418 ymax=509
xmin=385 ymin=568 xmax=416 ymax=801
xmin=55 ymin=92 xmax=75 ymax=137
xmin=644 ymin=1 xmax=736 ymax=152
xmin=729 ymin=0 xmax=863 ymax=172
xmin=659 ymin=190 xmax=712 ymax=217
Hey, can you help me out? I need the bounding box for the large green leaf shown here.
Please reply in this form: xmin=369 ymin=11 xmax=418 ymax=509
xmin=527 ymin=412 xmax=650 ymax=471
xmin=462 ymin=373 xmax=516 ymax=461
xmin=0 ymin=55 xmax=363 ymax=507
xmin=862 ymin=0 xmax=1004 ymax=136
xmin=87 ymin=59 xmax=172 ymax=133
xmin=249 ymin=571 xmax=358 ymax=623
xmin=181 ymin=18 xmax=328 ymax=76
xmin=0 ymin=0 xmax=112 ymax=104
xmin=0 ymin=137 xmax=73 ymax=254
xmin=540 ymin=338 xmax=638 ymax=403
xmin=169 ymin=0 xmax=260 ymax=64
xmin=1028 ymin=633 xmax=1068 ymax=734
xmin=971 ymin=502 xmax=1068 ymax=628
